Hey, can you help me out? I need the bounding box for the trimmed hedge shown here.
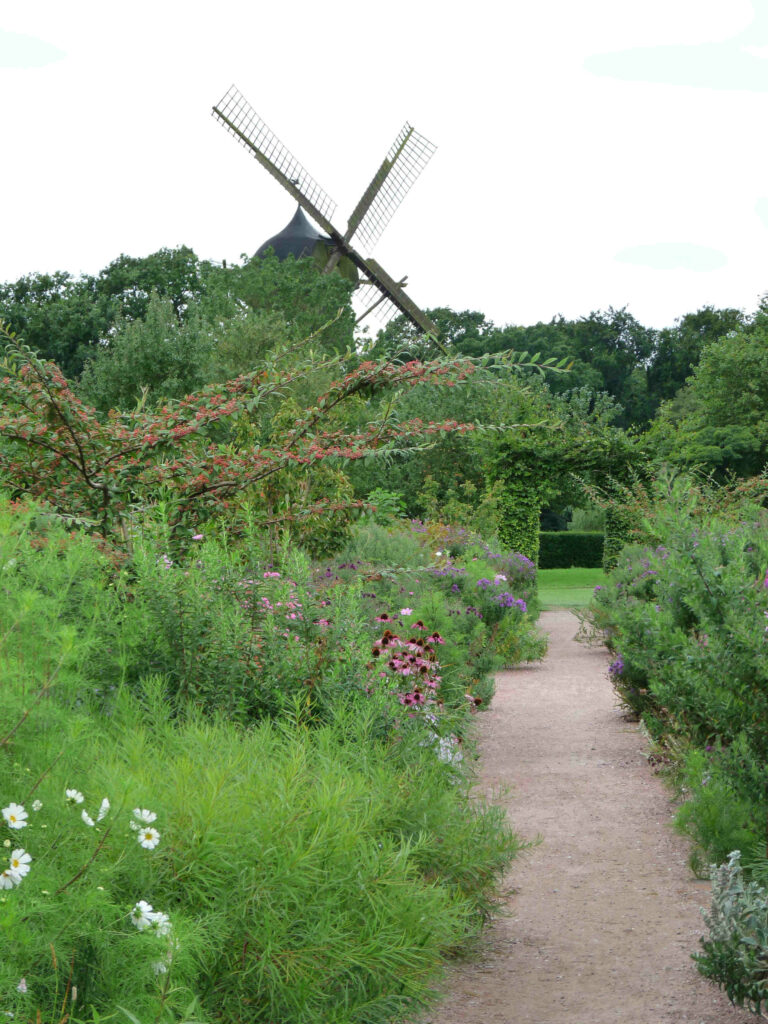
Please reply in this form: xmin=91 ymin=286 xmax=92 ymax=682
xmin=538 ymin=531 xmax=604 ymax=569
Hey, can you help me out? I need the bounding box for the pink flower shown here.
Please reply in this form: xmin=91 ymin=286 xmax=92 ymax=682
xmin=400 ymin=607 xmax=413 ymax=617
xmin=192 ymin=534 xmax=204 ymax=541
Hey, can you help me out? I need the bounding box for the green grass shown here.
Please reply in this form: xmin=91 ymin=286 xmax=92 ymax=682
xmin=537 ymin=567 xmax=606 ymax=609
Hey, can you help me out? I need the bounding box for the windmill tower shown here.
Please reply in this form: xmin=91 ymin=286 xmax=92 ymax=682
xmin=211 ymin=86 xmax=440 ymax=340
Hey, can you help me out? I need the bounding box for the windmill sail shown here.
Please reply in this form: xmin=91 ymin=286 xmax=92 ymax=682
xmin=346 ymin=124 xmax=437 ymax=250
xmin=212 ymin=86 xmax=339 ymax=238
xmin=212 ymin=86 xmax=440 ymax=342
xmin=353 ymin=257 xmax=438 ymax=338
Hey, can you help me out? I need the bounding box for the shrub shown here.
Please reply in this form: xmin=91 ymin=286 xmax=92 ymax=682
xmin=340 ymin=520 xmax=425 ymax=569
xmin=491 ymin=610 xmax=548 ymax=667
xmin=697 ymin=851 xmax=768 ymax=1016
xmin=568 ymin=505 xmax=605 ymax=532
xmin=538 ymin=531 xmax=604 ymax=569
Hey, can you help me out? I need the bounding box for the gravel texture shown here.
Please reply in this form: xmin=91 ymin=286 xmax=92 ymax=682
xmin=422 ymin=609 xmax=753 ymax=1024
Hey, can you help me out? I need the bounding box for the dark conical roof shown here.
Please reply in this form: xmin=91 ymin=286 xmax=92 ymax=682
xmin=256 ymin=205 xmax=331 ymax=261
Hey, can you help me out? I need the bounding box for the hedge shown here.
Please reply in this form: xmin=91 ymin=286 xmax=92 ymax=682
xmin=538 ymin=531 xmax=604 ymax=569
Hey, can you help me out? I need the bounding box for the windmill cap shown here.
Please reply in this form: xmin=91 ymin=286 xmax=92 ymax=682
xmin=256 ymin=205 xmax=331 ymax=260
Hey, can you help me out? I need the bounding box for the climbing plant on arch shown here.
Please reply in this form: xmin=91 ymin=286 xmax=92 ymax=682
xmin=480 ymin=404 xmax=638 ymax=564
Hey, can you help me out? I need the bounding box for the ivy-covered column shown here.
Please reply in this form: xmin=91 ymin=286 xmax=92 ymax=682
xmin=492 ymin=455 xmax=550 ymax=563
xmin=602 ymin=502 xmax=635 ymax=572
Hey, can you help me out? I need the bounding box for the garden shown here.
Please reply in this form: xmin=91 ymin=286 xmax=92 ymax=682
xmin=2 ymin=246 xmax=768 ymax=1019
xmin=0 ymin=262 xmax=550 ymax=1022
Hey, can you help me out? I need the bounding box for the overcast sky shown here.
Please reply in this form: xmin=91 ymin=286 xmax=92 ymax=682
xmin=2 ymin=0 xmax=767 ymax=331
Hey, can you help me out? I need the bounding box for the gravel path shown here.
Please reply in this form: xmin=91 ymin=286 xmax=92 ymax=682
xmin=423 ymin=609 xmax=753 ymax=1024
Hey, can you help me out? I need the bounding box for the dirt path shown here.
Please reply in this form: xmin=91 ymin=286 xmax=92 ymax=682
xmin=424 ymin=610 xmax=753 ymax=1024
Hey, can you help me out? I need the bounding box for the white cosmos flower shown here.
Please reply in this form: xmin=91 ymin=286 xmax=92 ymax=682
xmin=138 ymin=827 xmax=160 ymax=850
xmin=31 ymin=800 xmax=43 ymax=812
xmin=132 ymin=808 xmax=157 ymax=825
xmin=97 ymin=798 xmax=110 ymax=821
xmin=130 ymin=900 xmax=155 ymax=930
xmin=65 ymin=789 xmax=84 ymax=805
xmin=81 ymin=810 xmax=95 ymax=827
xmin=150 ymin=910 xmax=171 ymax=936
xmin=2 ymin=803 xmax=27 ymax=829
xmin=0 ymin=867 xmax=20 ymax=888
xmin=9 ymin=849 xmax=31 ymax=880
xmin=151 ymin=960 xmax=168 ymax=975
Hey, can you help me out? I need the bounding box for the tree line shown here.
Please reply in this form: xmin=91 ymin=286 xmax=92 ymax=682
xmin=2 ymin=244 xmax=766 ymax=529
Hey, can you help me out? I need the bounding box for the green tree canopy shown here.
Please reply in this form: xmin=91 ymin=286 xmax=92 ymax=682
xmin=647 ymin=315 xmax=768 ymax=477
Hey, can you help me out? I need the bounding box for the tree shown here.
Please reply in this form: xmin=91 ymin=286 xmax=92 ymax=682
xmin=93 ymin=246 xmax=213 ymax=320
xmin=228 ymin=250 xmax=355 ymax=357
xmin=77 ymin=293 xmax=218 ymax=413
xmin=366 ymin=307 xmax=497 ymax=361
xmin=647 ymin=319 xmax=768 ymax=478
xmin=647 ymin=305 xmax=748 ymax=407
xmin=0 ymin=270 xmax=111 ymax=379
xmin=0 ymin=247 xmax=215 ymax=380
xmin=370 ymin=306 xmax=658 ymax=428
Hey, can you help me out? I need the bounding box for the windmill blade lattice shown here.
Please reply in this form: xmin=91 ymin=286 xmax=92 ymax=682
xmin=356 ymin=282 xmax=399 ymax=324
xmin=346 ymin=124 xmax=437 ymax=251
xmin=358 ymin=280 xmax=399 ymax=323
xmin=212 ymin=87 xmax=338 ymax=230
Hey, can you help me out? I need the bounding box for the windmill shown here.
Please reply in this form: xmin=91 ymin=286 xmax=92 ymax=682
xmin=211 ymin=86 xmax=441 ymax=343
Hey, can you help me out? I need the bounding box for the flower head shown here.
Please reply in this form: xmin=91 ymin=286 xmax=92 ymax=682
xmin=400 ymin=607 xmax=413 ymax=617
xmin=0 ymin=867 xmax=20 ymax=889
xmin=150 ymin=910 xmax=171 ymax=936
xmin=2 ymin=803 xmax=28 ymax=829
xmin=97 ymin=797 xmax=110 ymax=822
xmin=65 ymin=789 xmax=84 ymax=805
xmin=138 ymin=827 xmax=161 ymax=850
xmin=31 ymin=800 xmax=43 ymax=812
xmin=130 ymin=900 xmax=155 ymax=930
xmin=81 ymin=810 xmax=95 ymax=827
xmin=132 ymin=808 xmax=157 ymax=825
xmin=9 ymin=849 xmax=31 ymax=880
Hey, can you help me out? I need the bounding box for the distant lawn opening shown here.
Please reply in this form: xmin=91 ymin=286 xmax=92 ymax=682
xmin=537 ymin=567 xmax=606 ymax=609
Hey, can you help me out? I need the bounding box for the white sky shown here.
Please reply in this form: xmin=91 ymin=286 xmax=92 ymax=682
xmin=2 ymin=0 xmax=768 ymax=330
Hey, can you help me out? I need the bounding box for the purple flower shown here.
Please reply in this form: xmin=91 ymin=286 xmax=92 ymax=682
xmin=493 ymin=592 xmax=527 ymax=611
xmin=608 ymin=656 xmax=624 ymax=679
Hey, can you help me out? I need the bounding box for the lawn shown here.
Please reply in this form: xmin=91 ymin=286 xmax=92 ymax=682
xmin=537 ymin=567 xmax=606 ymax=609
